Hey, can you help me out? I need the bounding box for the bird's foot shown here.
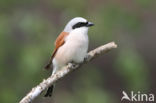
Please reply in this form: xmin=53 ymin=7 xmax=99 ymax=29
xmin=68 ymin=61 xmax=78 ymax=68
xmin=83 ymin=55 xmax=89 ymax=62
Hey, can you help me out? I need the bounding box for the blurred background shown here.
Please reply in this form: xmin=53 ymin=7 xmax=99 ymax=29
xmin=0 ymin=0 xmax=156 ymax=103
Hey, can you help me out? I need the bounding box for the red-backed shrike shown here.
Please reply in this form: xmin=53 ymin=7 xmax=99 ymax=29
xmin=44 ymin=17 xmax=94 ymax=97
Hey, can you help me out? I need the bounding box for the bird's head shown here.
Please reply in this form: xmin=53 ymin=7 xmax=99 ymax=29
xmin=64 ymin=17 xmax=94 ymax=33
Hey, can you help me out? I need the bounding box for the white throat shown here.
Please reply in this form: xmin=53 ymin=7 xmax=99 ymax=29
xmin=72 ymin=27 xmax=88 ymax=35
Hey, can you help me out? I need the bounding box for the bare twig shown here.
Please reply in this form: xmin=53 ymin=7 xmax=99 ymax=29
xmin=19 ymin=42 xmax=117 ymax=103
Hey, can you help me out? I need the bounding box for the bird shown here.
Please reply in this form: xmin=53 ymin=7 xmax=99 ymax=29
xmin=44 ymin=17 xmax=94 ymax=97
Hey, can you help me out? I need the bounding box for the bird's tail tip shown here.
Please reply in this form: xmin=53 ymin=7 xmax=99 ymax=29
xmin=44 ymin=85 xmax=54 ymax=97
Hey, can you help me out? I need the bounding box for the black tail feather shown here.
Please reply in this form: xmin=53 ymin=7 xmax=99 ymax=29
xmin=44 ymin=85 xmax=54 ymax=97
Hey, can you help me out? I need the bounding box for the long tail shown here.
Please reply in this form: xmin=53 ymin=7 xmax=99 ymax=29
xmin=44 ymin=60 xmax=56 ymax=97
xmin=44 ymin=85 xmax=54 ymax=97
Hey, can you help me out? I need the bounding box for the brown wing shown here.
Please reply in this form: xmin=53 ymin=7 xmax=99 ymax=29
xmin=44 ymin=32 xmax=69 ymax=70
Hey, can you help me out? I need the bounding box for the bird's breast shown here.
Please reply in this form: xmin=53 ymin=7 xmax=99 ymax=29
xmin=54 ymin=32 xmax=89 ymax=65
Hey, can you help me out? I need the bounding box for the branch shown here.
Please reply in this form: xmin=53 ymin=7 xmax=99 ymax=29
xmin=19 ymin=42 xmax=117 ymax=103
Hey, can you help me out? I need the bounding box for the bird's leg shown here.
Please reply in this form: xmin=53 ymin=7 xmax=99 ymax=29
xmin=70 ymin=61 xmax=76 ymax=66
xmin=68 ymin=61 xmax=78 ymax=68
xmin=83 ymin=55 xmax=88 ymax=62
xmin=44 ymin=85 xmax=54 ymax=97
xmin=70 ymin=60 xmax=75 ymax=64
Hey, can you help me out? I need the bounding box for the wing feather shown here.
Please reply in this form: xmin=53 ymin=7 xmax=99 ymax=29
xmin=44 ymin=32 xmax=69 ymax=70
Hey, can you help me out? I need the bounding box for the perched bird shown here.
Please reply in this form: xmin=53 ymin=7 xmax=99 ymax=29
xmin=44 ymin=17 xmax=94 ymax=97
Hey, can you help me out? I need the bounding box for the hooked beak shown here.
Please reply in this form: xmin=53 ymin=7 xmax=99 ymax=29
xmin=87 ymin=22 xmax=94 ymax=27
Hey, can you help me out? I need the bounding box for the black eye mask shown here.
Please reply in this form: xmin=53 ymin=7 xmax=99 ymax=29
xmin=72 ymin=22 xmax=88 ymax=29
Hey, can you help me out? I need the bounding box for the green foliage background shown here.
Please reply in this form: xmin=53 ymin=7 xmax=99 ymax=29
xmin=0 ymin=0 xmax=156 ymax=103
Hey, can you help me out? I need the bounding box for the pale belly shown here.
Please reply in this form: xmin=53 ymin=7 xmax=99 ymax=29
xmin=54 ymin=40 xmax=88 ymax=66
xmin=54 ymin=35 xmax=88 ymax=69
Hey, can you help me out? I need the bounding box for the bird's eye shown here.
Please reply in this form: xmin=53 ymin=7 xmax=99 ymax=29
xmin=72 ymin=22 xmax=89 ymax=29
